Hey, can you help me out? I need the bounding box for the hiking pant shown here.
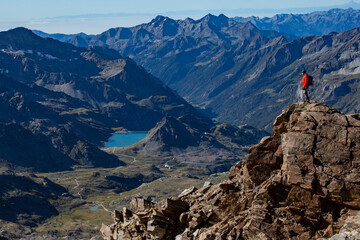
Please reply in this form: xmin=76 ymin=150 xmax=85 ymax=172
xmin=303 ymin=86 xmax=310 ymax=101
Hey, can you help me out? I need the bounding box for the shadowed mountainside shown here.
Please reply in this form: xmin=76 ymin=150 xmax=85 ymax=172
xmin=0 ymin=174 xmax=69 ymax=226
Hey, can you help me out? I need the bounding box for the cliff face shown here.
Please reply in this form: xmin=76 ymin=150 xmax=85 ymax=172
xmin=101 ymin=102 xmax=360 ymax=239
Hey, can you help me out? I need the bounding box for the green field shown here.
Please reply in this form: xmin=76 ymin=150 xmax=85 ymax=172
xmin=5 ymin=148 xmax=229 ymax=238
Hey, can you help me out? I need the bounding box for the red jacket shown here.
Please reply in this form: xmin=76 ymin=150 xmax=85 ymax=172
xmin=302 ymin=74 xmax=309 ymax=87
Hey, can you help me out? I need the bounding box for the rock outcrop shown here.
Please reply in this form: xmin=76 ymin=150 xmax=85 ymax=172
xmin=101 ymin=102 xmax=360 ymax=239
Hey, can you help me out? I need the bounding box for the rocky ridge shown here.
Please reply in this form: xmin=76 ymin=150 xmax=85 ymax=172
xmin=234 ymin=8 xmax=360 ymax=38
xmin=101 ymin=102 xmax=360 ymax=239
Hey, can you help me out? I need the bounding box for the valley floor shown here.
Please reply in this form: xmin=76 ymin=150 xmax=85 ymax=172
xmin=0 ymin=148 xmax=229 ymax=239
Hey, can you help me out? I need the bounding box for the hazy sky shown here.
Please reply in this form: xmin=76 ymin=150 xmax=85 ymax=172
xmin=0 ymin=0 xmax=358 ymax=34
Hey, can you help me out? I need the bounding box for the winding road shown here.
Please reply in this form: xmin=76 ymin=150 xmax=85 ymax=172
xmin=74 ymin=178 xmax=84 ymax=200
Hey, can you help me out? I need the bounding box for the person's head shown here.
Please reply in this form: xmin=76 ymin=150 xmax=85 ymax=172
xmin=302 ymin=70 xmax=307 ymax=75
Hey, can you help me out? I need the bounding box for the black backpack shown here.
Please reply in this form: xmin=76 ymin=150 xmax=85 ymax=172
xmin=307 ymin=75 xmax=314 ymax=87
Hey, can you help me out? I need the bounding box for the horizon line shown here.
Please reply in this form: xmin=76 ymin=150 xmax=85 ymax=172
xmin=43 ymin=2 xmax=360 ymax=21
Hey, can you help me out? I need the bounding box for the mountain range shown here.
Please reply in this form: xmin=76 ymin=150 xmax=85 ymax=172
xmin=234 ymin=8 xmax=360 ymax=38
xmin=36 ymin=8 xmax=360 ymax=43
xmin=32 ymin=30 xmax=94 ymax=46
xmin=59 ymin=14 xmax=288 ymax=131
xmin=0 ymin=8 xmax=358 ymax=172
xmin=0 ymin=27 xmax=202 ymax=130
xmin=0 ymin=27 xmax=208 ymax=172
xmin=33 ymin=8 xmax=360 ymax=131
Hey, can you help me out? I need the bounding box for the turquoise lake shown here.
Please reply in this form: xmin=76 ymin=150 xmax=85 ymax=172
xmin=90 ymin=205 xmax=99 ymax=210
xmin=104 ymin=132 xmax=148 ymax=148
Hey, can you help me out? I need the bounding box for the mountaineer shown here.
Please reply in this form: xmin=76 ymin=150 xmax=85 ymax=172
xmin=301 ymin=70 xmax=313 ymax=102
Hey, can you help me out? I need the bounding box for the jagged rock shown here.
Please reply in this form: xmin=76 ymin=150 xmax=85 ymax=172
xmin=101 ymin=102 xmax=360 ymax=240
xmin=130 ymin=198 xmax=155 ymax=212
xmin=178 ymin=186 xmax=197 ymax=198
xmin=219 ymin=182 xmax=236 ymax=191
xmin=160 ymin=198 xmax=189 ymax=217
xmin=319 ymin=211 xmax=360 ymax=240
xmin=146 ymin=213 xmax=168 ymax=239
xmin=122 ymin=207 xmax=133 ymax=221
xmin=114 ymin=210 xmax=123 ymax=222
xmin=102 ymin=198 xmax=188 ymax=239
xmin=100 ymin=224 xmax=113 ymax=240
xmin=188 ymin=212 xmax=206 ymax=229
xmin=202 ymin=182 xmax=212 ymax=188
xmin=198 ymin=231 xmax=216 ymax=240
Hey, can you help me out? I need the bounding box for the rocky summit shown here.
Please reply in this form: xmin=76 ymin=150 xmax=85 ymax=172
xmin=101 ymin=102 xmax=360 ymax=239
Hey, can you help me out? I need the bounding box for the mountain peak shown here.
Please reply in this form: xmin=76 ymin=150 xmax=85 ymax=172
xmin=7 ymin=27 xmax=32 ymax=34
xmin=148 ymin=15 xmax=178 ymax=36
xmin=1 ymin=27 xmax=38 ymax=39
xmin=201 ymin=13 xmax=230 ymax=27
xmin=0 ymin=27 xmax=47 ymax=50
xmin=203 ymin=13 xmax=216 ymax=18
xmin=150 ymin=15 xmax=168 ymax=24
xmin=138 ymin=115 xmax=204 ymax=151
